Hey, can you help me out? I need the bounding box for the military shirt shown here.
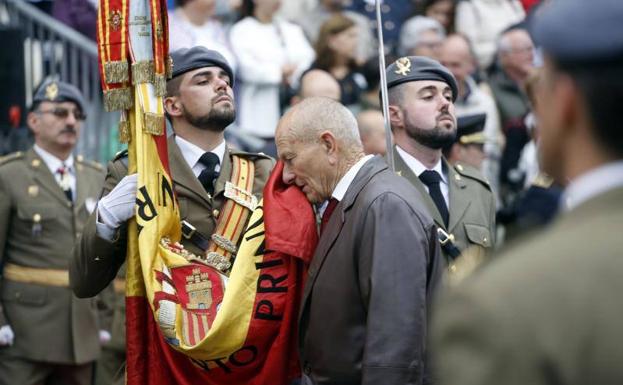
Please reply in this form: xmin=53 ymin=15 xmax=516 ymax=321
xmin=0 ymin=148 xmax=105 ymax=364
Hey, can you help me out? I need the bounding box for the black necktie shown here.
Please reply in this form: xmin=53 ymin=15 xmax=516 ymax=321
xmin=419 ymin=170 xmax=449 ymax=227
xmin=197 ymin=152 xmax=220 ymax=196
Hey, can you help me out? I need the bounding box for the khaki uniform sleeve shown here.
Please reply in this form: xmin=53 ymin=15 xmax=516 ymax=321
xmin=0 ymin=169 xmax=12 ymax=325
xmin=70 ymin=158 xmax=129 ymax=298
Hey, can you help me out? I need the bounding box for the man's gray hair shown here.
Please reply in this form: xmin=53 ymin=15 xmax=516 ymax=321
xmin=399 ymin=16 xmax=446 ymax=56
xmin=288 ymin=97 xmax=363 ymax=150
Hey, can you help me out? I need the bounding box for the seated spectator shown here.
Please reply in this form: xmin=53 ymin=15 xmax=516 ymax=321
xmin=297 ymin=0 xmax=375 ymax=63
xmin=356 ymin=109 xmax=387 ymax=156
xmin=292 ymin=69 xmax=342 ymax=104
xmin=399 ymin=16 xmax=446 ymax=59
xmin=310 ymin=14 xmax=365 ymax=107
xmin=344 ymin=0 xmax=415 ymax=54
xmin=488 ymin=25 xmax=534 ymax=199
xmin=350 ymin=56 xmax=385 ymax=115
xmin=455 ymin=0 xmax=525 ymax=69
xmin=439 ymin=33 xmax=502 ymax=201
xmin=229 ymin=0 xmax=314 ymax=143
xmin=415 ymin=0 xmax=457 ymax=33
xmin=168 ymin=0 xmax=237 ymax=69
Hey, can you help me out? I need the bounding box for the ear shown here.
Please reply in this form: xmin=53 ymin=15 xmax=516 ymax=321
xmin=163 ymin=96 xmax=183 ymax=118
xmin=553 ymin=74 xmax=581 ymax=134
xmin=27 ymin=111 xmax=40 ymax=135
xmin=319 ymin=131 xmax=338 ymax=164
xmin=388 ymin=105 xmax=403 ymax=130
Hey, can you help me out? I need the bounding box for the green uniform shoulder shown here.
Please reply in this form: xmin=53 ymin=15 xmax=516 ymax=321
xmin=228 ymin=147 xmax=274 ymax=162
xmin=112 ymin=149 xmax=129 ymax=162
xmin=453 ymin=162 xmax=491 ymax=190
xmin=76 ymin=155 xmax=104 ymax=172
xmin=0 ymin=151 xmax=25 ymax=167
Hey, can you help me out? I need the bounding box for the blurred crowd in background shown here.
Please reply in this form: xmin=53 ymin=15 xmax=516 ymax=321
xmin=5 ymin=0 xmax=554 ymax=244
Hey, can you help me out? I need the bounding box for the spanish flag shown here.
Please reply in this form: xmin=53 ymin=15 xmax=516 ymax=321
xmin=98 ymin=0 xmax=318 ymax=380
xmin=125 ymin=159 xmax=317 ymax=384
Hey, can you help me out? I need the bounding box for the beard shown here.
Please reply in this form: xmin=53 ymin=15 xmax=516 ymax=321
xmin=407 ymin=122 xmax=457 ymax=149
xmin=183 ymin=93 xmax=236 ymax=132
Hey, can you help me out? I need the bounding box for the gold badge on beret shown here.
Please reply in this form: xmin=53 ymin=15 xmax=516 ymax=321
xmin=395 ymin=57 xmax=411 ymax=76
xmin=45 ymin=83 xmax=58 ymax=101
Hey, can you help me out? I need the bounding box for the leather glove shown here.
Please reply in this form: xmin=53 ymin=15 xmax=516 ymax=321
xmin=98 ymin=174 xmax=137 ymax=229
xmin=0 ymin=325 xmax=14 ymax=346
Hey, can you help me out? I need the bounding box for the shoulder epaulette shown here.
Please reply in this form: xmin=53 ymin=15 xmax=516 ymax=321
xmin=228 ymin=148 xmax=274 ymax=162
xmin=75 ymin=155 xmax=104 ymax=171
xmin=0 ymin=151 xmax=24 ymax=166
xmin=453 ymin=162 xmax=491 ymax=189
xmin=112 ymin=149 xmax=129 ymax=162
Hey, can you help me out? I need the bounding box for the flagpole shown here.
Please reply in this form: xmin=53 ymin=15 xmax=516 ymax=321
xmin=375 ymin=0 xmax=395 ymax=172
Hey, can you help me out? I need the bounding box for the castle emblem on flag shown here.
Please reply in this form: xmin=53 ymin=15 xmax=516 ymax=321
xmin=109 ymin=10 xmax=122 ymax=32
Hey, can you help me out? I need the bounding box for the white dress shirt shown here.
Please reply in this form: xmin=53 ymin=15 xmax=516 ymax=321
xmin=332 ymin=155 xmax=375 ymax=201
xmin=396 ymin=146 xmax=449 ymax=206
xmin=175 ymin=135 xmax=225 ymax=177
xmin=33 ymin=144 xmax=76 ymax=199
xmin=317 ymin=155 xmax=374 ymax=218
xmin=96 ymin=137 xmax=226 ymax=240
xmin=562 ymin=161 xmax=623 ymax=212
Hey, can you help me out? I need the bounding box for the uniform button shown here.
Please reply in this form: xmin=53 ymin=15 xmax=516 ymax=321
xmin=456 ymin=164 xmax=464 ymax=172
xmin=449 ymin=264 xmax=457 ymax=273
xmin=455 ymin=174 xmax=461 ymax=181
xmin=212 ymin=209 xmax=219 ymax=218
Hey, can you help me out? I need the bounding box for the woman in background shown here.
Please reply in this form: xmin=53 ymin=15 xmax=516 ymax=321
xmin=311 ymin=14 xmax=364 ymax=107
xmin=229 ymin=0 xmax=314 ymax=148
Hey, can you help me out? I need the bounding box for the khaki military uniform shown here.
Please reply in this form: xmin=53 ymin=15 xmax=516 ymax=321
xmin=393 ymin=147 xmax=497 ymax=270
xmin=0 ymin=149 xmax=105 ymax=384
xmin=94 ymin=267 xmax=126 ymax=385
xmin=70 ymin=136 xmax=273 ymax=381
xmin=432 ymin=186 xmax=623 ymax=385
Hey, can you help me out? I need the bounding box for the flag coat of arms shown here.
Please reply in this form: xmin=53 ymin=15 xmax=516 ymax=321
xmin=96 ymin=0 xmax=318 ymax=383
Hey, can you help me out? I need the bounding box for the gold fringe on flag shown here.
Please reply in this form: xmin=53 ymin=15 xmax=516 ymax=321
xmin=104 ymin=60 xmax=130 ymax=84
xmin=118 ymin=118 xmax=131 ymax=144
xmin=103 ymin=88 xmax=133 ymax=112
xmin=143 ymin=112 xmax=164 ymax=136
xmin=132 ymin=60 xmax=155 ymax=85
xmin=166 ymin=55 xmax=173 ymax=79
xmin=154 ymin=74 xmax=167 ymax=97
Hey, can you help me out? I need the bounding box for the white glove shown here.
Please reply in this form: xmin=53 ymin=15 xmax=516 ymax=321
xmin=99 ymin=330 xmax=112 ymax=344
xmin=98 ymin=174 xmax=137 ymax=229
xmin=0 ymin=325 xmax=14 ymax=346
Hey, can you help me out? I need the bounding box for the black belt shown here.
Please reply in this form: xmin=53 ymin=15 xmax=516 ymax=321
xmin=437 ymin=228 xmax=461 ymax=260
xmin=181 ymin=220 xmax=210 ymax=251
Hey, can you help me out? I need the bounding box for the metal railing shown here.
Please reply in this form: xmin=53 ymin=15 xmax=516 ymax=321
xmin=0 ymin=0 xmax=122 ymax=163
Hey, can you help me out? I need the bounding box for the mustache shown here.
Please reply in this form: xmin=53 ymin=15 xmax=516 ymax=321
xmin=211 ymin=92 xmax=232 ymax=105
xmin=436 ymin=113 xmax=454 ymax=123
xmin=60 ymin=126 xmax=77 ymax=134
